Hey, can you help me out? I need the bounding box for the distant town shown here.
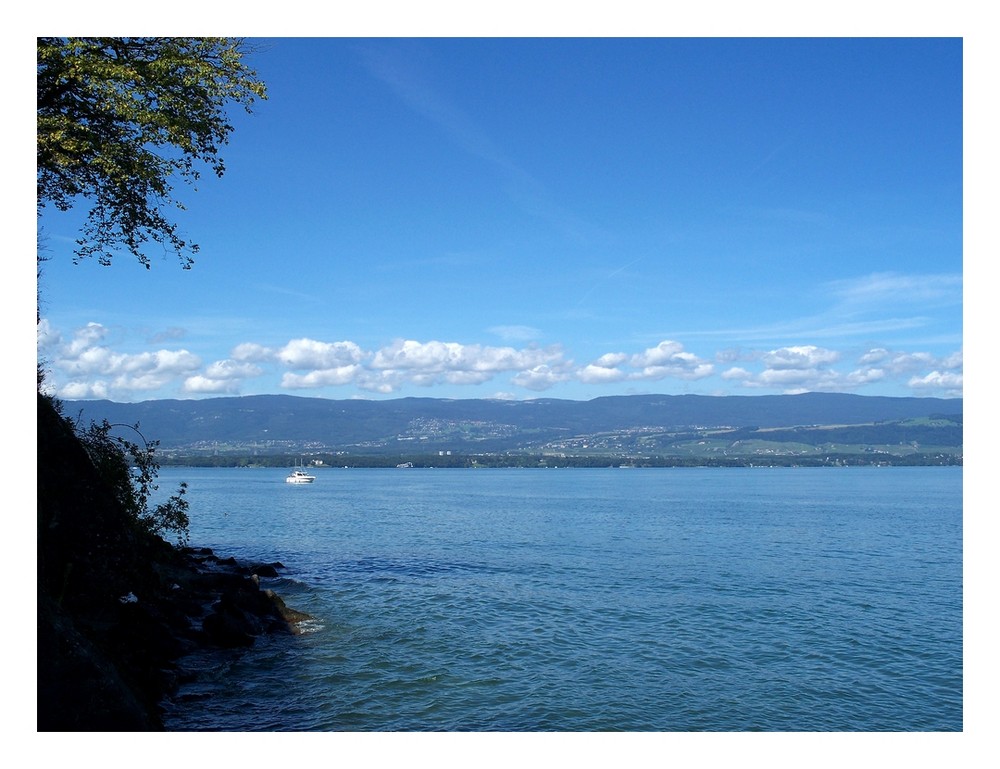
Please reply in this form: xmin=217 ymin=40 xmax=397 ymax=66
xmin=66 ymin=391 xmax=962 ymax=469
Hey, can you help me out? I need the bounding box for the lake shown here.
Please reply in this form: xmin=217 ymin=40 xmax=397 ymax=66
xmin=154 ymin=466 xmax=962 ymax=731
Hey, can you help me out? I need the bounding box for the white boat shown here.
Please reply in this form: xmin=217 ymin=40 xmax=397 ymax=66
xmin=285 ymin=463 xmax=316 ymax=483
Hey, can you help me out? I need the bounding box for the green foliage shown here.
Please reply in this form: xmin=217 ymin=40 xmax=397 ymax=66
xmin=77 ymin=418 xmax=190 ymax=546
xmin=37 ymin=37 xmax=267 ymax=268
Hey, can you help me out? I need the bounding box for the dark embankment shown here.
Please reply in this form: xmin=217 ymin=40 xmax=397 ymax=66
xmin=37 ymin=393 xmax=310 ymax=730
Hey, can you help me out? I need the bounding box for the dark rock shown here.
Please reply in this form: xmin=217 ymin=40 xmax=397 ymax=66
xmin=38 ymin=596 xmax=157 ymax=731
xmin=264 ymin=590 xmax=312 ymax=628
xmin=202 ymin=604 xmax=259 ymax=647
xmin=37 ymin=392 xmax=313 ymax=730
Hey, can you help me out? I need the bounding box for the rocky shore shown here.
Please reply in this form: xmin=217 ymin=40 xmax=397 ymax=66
xmin=38 ymin=542 xmax=311 ymax=731
xmin=37 ymin=391 xmax=311 ymax=730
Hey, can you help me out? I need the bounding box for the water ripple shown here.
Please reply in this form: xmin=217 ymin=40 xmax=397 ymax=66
xmin=161 ymin=466 xmax=962 ymax=731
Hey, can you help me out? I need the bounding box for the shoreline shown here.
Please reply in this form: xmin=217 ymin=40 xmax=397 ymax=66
xmin=38 ymin=543 xmax=311 ymax=731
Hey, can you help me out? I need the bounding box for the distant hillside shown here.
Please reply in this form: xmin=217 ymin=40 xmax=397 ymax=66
xmin=63 ymin=392 xmax=962 ymax=458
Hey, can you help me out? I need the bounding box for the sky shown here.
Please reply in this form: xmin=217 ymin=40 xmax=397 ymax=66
xmin=35 ymin=35 xmax=964 ymax=404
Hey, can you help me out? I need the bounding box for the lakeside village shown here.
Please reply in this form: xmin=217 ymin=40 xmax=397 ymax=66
xmin=155 ymin=424 xmax=961 ymax=469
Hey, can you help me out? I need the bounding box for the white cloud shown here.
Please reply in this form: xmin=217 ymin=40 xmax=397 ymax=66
xmin=182 ymin=375 xmax=241 ymax=395
xmin=630 ymin=340 xmax=686 ymax=368
xmin=578 ymin=341 xmax=714 ymax=385
xmin=371 ymin=339 xmax=555 ymax=374
xmin=62 ymin=345 xmax=119 ymax=376
xmin=282 ymin=365 xmax=366 ymax=389
xmin=761 ymin=345 xmax=840 ymax=370
xmin=828 ymin=272 xmax=962 ymax=306
xmin=636 ymin=362 xmax=715 ymax=381
xmin=857 ymin=347 xmax=891 ymax=365
xmin=59 ymin=380 xmax=111 ymax=400
xmin=125 ymin=349 xmax=201 ymax=376
xmin=39 ymin=320 xmax=963 ymax=401
xmin=908 ymin=370 xmax=964 ymax=393
xmin=756 ymin=367 xmax=831 ymax=387
xmin=43 ymin=321 xmax=203 ymax=399
xmin=857 ymin=347 xmax=961 ymax=376
xmin=36 ymin=318 xmax=61 ymax=349
xmin=279 ymin=338 xmax=365 ymax=370
xmin=578 ymin=363 xmax=628 ymax=384
xmin=441 ymin=370 xmax=497 ymax=385
xmin=843 ymin=368 xmax=886 ymax=386
xmin=356 ymin=377 xmax=397 ymax=395
xmin=232 ymin=342 xmax=274 ymax=362
xmin=66 ymin=322 xmax=110 ymax=357
xmin=489 ymin=325 xmax=543 ymax=342
xmin=724 ymin=366 xmax=845 ymax=392
xmin=204 ymin=360 xmax=263 ymax=380
xmin=595 ymin=352 xmax=628 ymax=368
xmin=721 ymin=366 xmax=752 ymax=381
xmin=512 ymin=364 xmax=572 ymax=391
xmin=273 ymin=338 xmax=715 ymax=393
xmin=720 ymin=343 xmax=963 ymax=396
xmin=630 ymin=343 xmax=714 ymax=381
xmin=370 ymin=339 xmax=466 ymax=371
xmin=857 ymin=349 xmax=932 ymax=374
xmin=182 ymin=359 xmax=265 ymax=395
xmin=268 ymin=338 xmax=574 ymax=394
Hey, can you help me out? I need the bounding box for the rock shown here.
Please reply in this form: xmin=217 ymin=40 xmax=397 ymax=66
xmin=251 ymin=562 xmax=282 ymax=578
xmin=264 ymin=590 xmax=312 ymax=628
xmin=37 ymin=392 xmax=313 ymax=730
xmin=197 ymin=563 xmax=312 ymax=647
xmin=202 ymin=603 xmax=259 ymax=647
xmin=38 ymin=596 xmax=158 ymax=731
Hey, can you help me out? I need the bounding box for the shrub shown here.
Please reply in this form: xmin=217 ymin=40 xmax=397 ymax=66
xmin=77 ymin=418 xmax=190 ymax=547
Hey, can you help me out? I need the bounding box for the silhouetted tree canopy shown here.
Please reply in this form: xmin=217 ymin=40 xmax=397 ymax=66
xmin=37 ymin=37 xmax=267 ymax=268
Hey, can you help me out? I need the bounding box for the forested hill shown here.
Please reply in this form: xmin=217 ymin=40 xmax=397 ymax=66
xmin=64 ymin=392 xmax=962 ymax=457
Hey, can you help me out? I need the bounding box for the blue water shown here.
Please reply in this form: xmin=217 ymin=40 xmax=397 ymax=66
xmin=155 ymin=466 xmax=962 ymax=731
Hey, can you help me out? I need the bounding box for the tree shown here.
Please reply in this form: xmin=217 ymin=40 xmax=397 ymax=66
xmin=37 ymin=37 xmax=267 ymax=269
xmin=76 ymin=417 xmax=191 ymax=547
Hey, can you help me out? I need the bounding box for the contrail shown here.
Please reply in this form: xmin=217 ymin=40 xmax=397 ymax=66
xmin=574 ymin=255 xmax=646 ymax=308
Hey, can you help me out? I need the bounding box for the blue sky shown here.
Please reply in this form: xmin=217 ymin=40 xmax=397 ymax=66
xmin=36 ymin=36 xmax=964 ymax=403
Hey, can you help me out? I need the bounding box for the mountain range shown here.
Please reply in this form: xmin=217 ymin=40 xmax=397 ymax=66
xmin=63 ymin=392 xmax=963 ymax=461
